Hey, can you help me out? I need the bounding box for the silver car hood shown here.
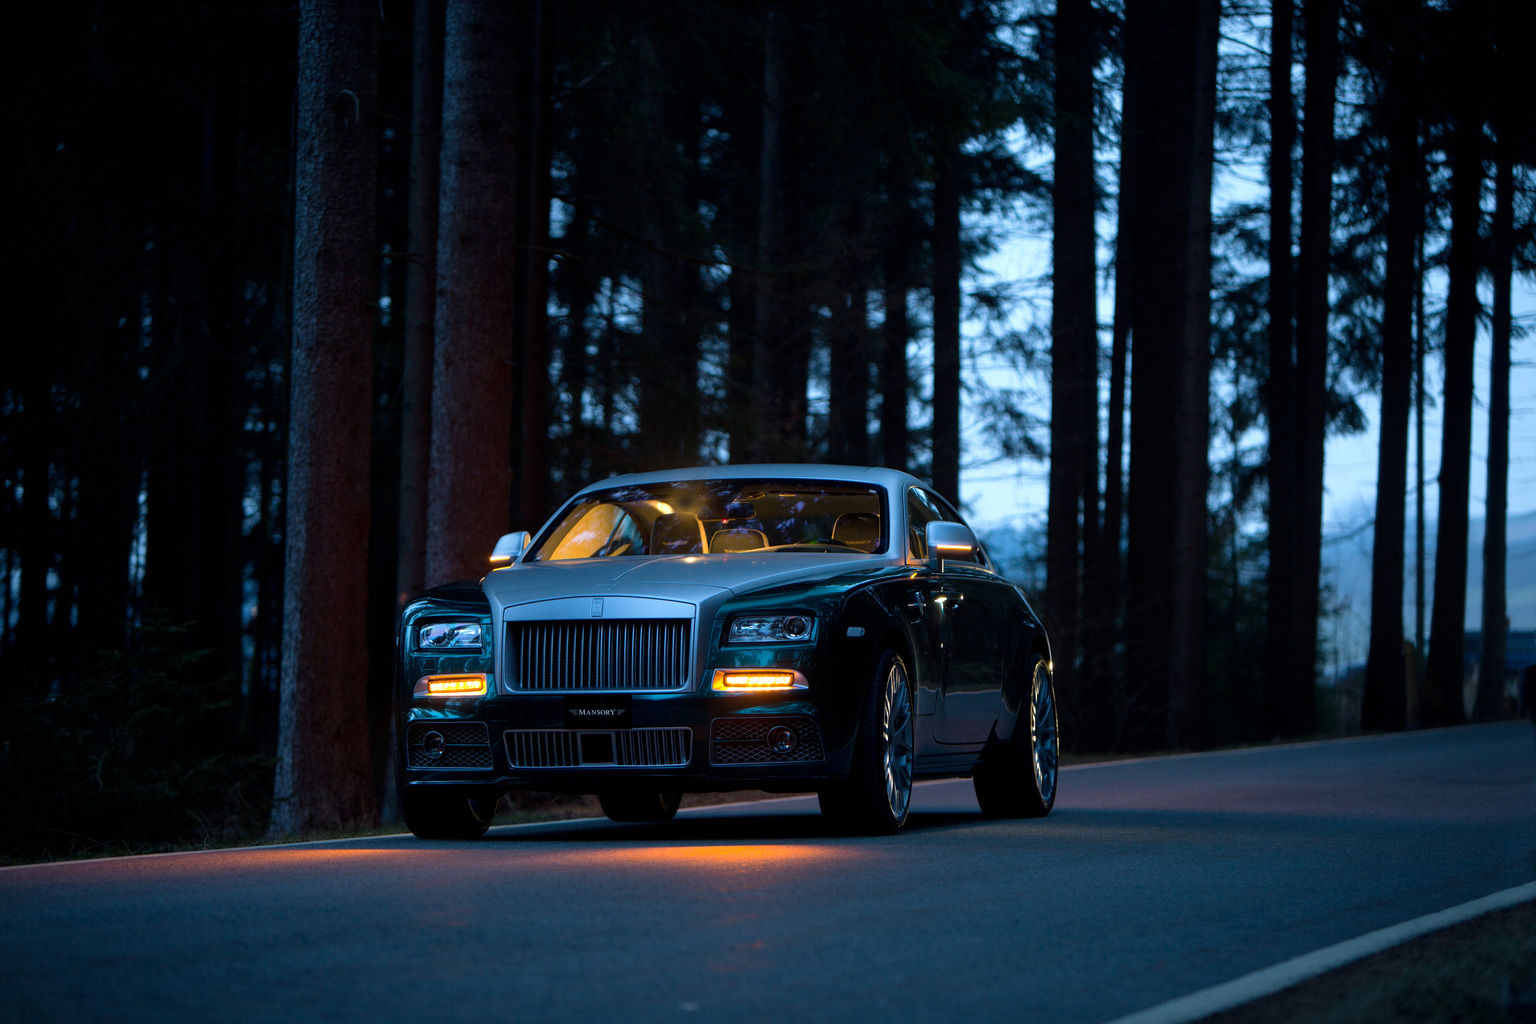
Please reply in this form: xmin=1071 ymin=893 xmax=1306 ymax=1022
xmin=482 ymin=552 xmax=900 ymax=607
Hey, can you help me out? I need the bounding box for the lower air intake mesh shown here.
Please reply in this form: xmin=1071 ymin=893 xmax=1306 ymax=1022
xmin=406 ymin=721 xmax=493 ymax=769
xmin=709 ymin=716 xmax=825 ymax=765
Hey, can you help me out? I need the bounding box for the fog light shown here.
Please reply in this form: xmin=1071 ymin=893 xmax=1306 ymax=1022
xmin=767 ymin=725 xmax=798 ymax=753
xmin=422 ymin=731 xmax=446 ymax=759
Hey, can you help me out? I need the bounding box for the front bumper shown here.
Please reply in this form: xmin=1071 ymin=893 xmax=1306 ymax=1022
xmin=400 ymin=690 xmax=857 ymax=793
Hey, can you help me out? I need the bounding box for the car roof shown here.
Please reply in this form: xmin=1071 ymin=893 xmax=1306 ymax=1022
xmin=570 ymin=464 xmax=929 ymax=497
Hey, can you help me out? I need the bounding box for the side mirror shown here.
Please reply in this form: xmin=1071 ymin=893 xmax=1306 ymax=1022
xmin=490 ymin=531 xmax=531 ymax=566
xmin=925 ymin=521 xmax=977 ymax=569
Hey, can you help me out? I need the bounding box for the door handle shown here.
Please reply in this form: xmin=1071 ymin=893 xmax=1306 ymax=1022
xmin=937 ymin=586 xmax=964 ymax=607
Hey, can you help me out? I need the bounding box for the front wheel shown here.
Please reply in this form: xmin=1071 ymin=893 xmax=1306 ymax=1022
xmin=400 ymin=786 xmax=497 ymax=839
xmin=974 ymin=655 xmax=1057 ymax=818
xmin=598 ymin=789 xmax=682 ymax=822
xmin=821 ymin=648 xmax=914 ymax=834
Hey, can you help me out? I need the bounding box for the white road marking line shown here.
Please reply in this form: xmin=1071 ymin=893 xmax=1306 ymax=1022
xmin=1098 ymin=881 xmax=1536 ymax=1024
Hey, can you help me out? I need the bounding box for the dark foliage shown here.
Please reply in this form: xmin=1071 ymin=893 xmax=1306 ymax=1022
xmin=0 ymin=624 xmax=272 ymax=862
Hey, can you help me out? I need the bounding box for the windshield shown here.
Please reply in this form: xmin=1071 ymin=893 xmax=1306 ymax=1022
xmin=529 ymin=480 xmax=887 ymax=560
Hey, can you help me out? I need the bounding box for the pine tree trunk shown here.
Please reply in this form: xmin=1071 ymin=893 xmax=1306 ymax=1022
xmin=424 ymin=0 xmax=518 ymax=587
xmin=1084 ymin=88 xmax=1134 ymax=751
xmin=1414 ymin=232 xmax=1426 ymax=671
xmin=1361 ymin=1 xmax=1417 ymax=732
xmin=1167 ymin=0 xmax=1217 ymax=749
xmin=1123 ymin=0 xmax=1174 ymax=748
xmin=829 ymin=201 xmax=869 ymax=465
xmin=396 ymin=0 xmax=443 ymax=608
xmin=1123 ymin=0 xmax=1213 ymax=748
xmin=73 ymin=327 xmax=139 ymax=659
xmin=16 ymin=353 xmax=53 ymax=694
xmin=558 ymin=198 xmax=596 ymax=484
xmin=1476 ymin=143 xmax=1513 ymax=721
xmin=518 ymin=0 xmax=552 ymax=525
xmin=881 ymin=172 xmax=911 ymax=472
xmin=1291 ymin=0 xmax=1338 ymax=736
xmin=931 ymin=154 xmax=962 ymax=505
xmin=197 ymin=82 xmax=248 ymax=725
xmin=1264 ymin=0 xmax=1298 ymax=739
xmin=1047 ymin=0 xmax=1097 ymax=744
xmin=752 ymin=10 xmax=785 ymax=462
xmin=272 ymin=0 xmax=379 ymax=834
xmin=1423 ymin=0 xmax=1484 ymax=728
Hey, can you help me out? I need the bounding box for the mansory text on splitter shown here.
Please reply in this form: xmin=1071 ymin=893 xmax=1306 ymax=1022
xmin=396 ymin=464 xmax=1057 ymax=836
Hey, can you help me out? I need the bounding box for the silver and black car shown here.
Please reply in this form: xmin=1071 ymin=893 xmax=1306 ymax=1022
xmin=396 ymin=464 xmax=1057 ymax=836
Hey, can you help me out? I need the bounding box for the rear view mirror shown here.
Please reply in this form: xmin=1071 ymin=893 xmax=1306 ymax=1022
xmin=925 ymin=521 xmax=977 ymax=569
xmin=490 ymin=531 xmax=531 ymax=566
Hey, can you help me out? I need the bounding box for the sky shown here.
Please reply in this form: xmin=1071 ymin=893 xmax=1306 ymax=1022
xmin=954 ymin=194 xmax=1536 ymax=647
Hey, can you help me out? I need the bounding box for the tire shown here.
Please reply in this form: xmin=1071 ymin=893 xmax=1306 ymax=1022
xmin=821 ymin=648 xmax=915 ymax=834
xmin=598 ymin=789 xmax=682 ymax=822
xmin=974 ymin=654 xmax=1058 ymax=818
xmin=400 ymin=786 xmax=497 ymax=839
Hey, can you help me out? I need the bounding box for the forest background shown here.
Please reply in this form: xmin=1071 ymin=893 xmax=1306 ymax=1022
xmin=2 ymin=0 xmax=1532 ymax=857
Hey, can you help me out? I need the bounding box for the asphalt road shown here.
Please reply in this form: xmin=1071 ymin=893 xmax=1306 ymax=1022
xmin=3 ymin=722 xmax=1532 ymax=1023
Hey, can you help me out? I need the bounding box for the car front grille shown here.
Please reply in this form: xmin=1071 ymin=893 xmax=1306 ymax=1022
xmin=406 ymin=722 xmax=493 ymax=769
xmin=504 ymin=727 xmax=693 ymax=768
xmin=506 ymin=619 xmax=691 ymax=692
xmin=709 ymin=716 xmax=825 ymax=765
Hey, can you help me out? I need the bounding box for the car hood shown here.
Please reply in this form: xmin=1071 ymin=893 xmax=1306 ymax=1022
xmin=483 ymin=552 xmax=902 ymax=605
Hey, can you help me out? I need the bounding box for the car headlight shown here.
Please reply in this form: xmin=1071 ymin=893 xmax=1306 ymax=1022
xmin=417 ymin=621 xmax=484 ymax=651
xmin=727 ymin=614 xmax=814 ymax=644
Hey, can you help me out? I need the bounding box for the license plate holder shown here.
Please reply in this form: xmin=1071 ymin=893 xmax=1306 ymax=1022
xmin=563 ymin=695 xmax=633 ymax=730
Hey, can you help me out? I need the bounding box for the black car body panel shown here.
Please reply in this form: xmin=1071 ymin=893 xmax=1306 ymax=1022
xmin=397 ymin=465 xmax=1050 ymax=800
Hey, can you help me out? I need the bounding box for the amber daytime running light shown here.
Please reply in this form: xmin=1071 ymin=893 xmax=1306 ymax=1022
xmin=416 ymin=674 xmax=488 ymax=697
xmin=711 ymin=669 xmax=808 ymax=691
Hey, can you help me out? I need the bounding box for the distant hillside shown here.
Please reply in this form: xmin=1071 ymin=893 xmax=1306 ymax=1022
xmin=1321 ymin=508 xmax=1536 ymax=666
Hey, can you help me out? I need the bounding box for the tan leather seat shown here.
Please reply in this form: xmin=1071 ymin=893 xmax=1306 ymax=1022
xmin=831 ymin=512 xmax=881 ymax=552
xmin=710 ymin=528 xmax=769 ymax=553
xmin=650 ymin=512 xmax=706 ymax=555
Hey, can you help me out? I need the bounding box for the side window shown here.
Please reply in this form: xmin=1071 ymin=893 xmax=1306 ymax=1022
xmin=548 ymin=504 xmax=643 ymax=559
xmin=906 ymin=488 xmax=945 ymax=561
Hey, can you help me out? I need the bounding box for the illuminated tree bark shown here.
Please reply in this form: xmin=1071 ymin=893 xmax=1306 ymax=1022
xmin=273 ymin=0 xmax=378 ymax=834
xmin=425 ymin=0 xmax=518 ymax=586
xmin=396 ymin=0 xmax=443 ymax=607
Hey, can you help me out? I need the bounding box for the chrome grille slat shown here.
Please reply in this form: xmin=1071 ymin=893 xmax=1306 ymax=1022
xmin=507 ymin=619 xmax=690 ymax=692
xmin=504 ymin=728 xmax=692 ymax=768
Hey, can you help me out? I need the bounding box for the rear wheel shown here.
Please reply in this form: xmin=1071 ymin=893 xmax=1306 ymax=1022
xmin=400 ymin=787 xmax=497 ymax=839
xmin=820 ymin=648 xmax=914 ymax=834
xmin=598 ymin=789 xmax=682 ymax=822
xmin=974 ymin=655 xmax=1057 ymax=818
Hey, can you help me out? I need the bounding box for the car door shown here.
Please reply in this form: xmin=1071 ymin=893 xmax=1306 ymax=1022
xmin=923 ymin=493 xmax=1010 ymax=745
xmin=902 ymin=488 xmax=950 ymax=722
